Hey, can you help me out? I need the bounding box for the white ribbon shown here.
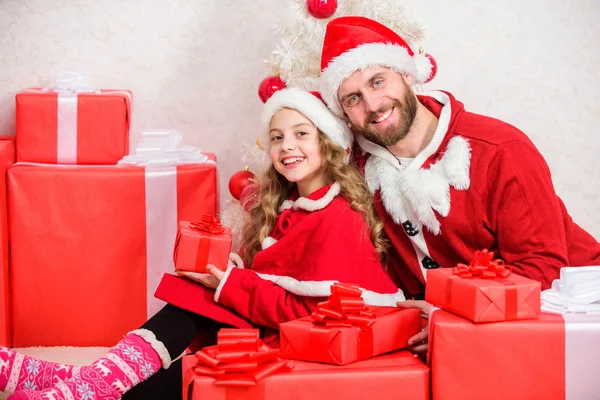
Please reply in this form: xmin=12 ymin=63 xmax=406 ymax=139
xmin=118 ymin=130 xmax=213 ymax=166
xmin=57 ymin=93 xmax=78 ymax=164
xmin=564 ymin=313 xmax=600 ymax=399
xmin=144 ymin=165 xmax=178 ymax=318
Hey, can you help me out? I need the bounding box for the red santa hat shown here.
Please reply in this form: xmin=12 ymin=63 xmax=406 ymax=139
xmin=262 ymin=87 xmax=353 ymax=159
xmin=320 ymin=16 xmax=434 ymax=117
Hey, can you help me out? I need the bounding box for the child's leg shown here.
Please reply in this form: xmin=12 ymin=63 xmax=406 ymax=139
xmin=0 ymin=348 xmax=80 ymax=392
xmin=8 ymin=304 xmax=219 ymax=400
xmin=120 ymin=358 xmax=183 ymax=400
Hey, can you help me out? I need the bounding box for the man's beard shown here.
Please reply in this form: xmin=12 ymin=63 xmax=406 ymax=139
xmin=351 ymin=90 xmax=417 ymax=147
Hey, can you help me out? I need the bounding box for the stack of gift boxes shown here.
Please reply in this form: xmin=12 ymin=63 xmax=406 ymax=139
xmin=426 ymin=252 xmax=600 ymax=399
xmin=180 ymin=282 xmax=431 ymax=400
xmin=0 ymin=78 xmax=220 ymax=348
xmin=177 ymin=246 xmax=600 ymax=399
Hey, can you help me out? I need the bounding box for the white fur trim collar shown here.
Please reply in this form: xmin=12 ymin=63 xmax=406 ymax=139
xmin=255 ymin=272 xmax=406 ymax=305
xmin=320 ymin=43 xmax=432 ymax=118
xmin=278 ymin=182 xmax=341 ymax=213
xmin=360 ymin=92 xmax=471 ymax=234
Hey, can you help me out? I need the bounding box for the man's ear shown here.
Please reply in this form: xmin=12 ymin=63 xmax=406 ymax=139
xmin=401 ymin=73 xmax=414 ymax=86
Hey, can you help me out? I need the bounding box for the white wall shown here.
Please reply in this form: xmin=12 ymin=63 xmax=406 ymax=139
xmin=1 ymin=0 xmax=598 ymax=238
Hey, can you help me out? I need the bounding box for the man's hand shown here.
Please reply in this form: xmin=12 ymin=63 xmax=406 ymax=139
xmin=177 ymin=264 xmax=225 ymax=290
xmin=397 ymin=300 xmax=432 ymax=355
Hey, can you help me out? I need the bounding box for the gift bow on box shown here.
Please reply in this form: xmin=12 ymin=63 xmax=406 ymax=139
xmin=447 ymin=249 xmax=519 ymax=320
xmin=190 ymin=215 xmax=226 ymax=235
xmin=192 ymin=329 xmax=294 ymax=387
xmin=453 ymin=249 xmax=512 ymax=279
xmin=310 ymin=283 xmax=378 ymax=361
xmin=311 ymin=283 xmax=376 ymax=328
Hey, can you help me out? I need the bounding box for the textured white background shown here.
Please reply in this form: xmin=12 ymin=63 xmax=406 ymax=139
xmin=0 ymin=0 xmax=598 ymax=239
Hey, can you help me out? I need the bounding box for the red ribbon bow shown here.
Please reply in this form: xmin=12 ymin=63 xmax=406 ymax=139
xmin=192 ymin=329 xmax=294 ymax=387
xmin=190 ymin=214 xmax=225 ymax=234
xmin=453 ymin=249 xmax=512 ymax=279
xmin=311 ymin=283 xmax=376 ymax=328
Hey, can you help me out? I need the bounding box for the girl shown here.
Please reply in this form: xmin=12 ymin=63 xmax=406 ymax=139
xmin=5 ymin=88 xmax=405 ymax=400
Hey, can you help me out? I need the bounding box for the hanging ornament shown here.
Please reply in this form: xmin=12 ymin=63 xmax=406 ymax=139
xmin=239 ymin=183 xmax=258 ymax=212
xmin=424 ymin=53 xmax=438 ymax=83
xmin=258 ymin=75 xmax=286 ymax=103
xmin=306 ymin=0 xmax=338 ymax=19
xmin=228 ymin=167 xmax=255 ymax=200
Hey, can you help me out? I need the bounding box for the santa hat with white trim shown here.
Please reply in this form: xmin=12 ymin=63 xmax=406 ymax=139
xmin=262 ymin=87 xmax=353 ymax=160
xmin=319 ymin=16 xmax=434 ymax=118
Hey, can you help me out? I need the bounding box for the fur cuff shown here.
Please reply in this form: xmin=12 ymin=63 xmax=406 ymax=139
xmin=214 ymin=266 xmax=235 ymax=303
xmin=128 ymin=329 xmax=172 ymax=370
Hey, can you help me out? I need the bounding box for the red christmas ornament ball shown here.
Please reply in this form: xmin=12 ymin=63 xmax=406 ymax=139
xmin=258 ymin=75 xmax=286 ymax=103
xmin=239 ymin=184 xmax=258 ymax=212
xmin=306 ymin=0 xmax=338 ymax=19
xmin=229 ymin=169 xmax=255 ymax=200
xmin=424 ymin=53 xmax=438 ymax=83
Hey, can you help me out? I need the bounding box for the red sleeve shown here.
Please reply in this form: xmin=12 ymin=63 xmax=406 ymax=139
xmin=484 ymin=140 xmax=566 ymax=289
xmin=216 ymin=268 xmax=322 ymax=329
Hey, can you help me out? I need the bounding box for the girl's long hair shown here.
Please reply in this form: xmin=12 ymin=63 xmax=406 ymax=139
xmin=239 ymin=130 xmax=388 ymax=265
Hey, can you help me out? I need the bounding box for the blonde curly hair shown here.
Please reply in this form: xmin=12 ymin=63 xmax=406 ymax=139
xmin=239 ymin=130 xmax=388 ymax=266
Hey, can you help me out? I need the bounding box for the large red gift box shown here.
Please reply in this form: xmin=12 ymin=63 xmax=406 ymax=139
xmin=0 ymin=137 xmax=15 ymax=346
xmin=183 ymin=350 xmax=429 ymax=400
xmin=426 ymin=258 xmax=541 ymax=323
xmin=279 ymin=306 xmax=420 ymax=365
xmin=15 ymin=89 xmax=131 ymax=164
xmin=8 ymin=159 xmax=217 ymax=346
xmin=174 ymin=219 xmax=232 ymax=273
xmin=429 ymin=309 xmax=600 ymax=400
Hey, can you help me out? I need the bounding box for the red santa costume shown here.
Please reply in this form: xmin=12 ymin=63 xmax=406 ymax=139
xmin=213 ymin=88 xmax=404 ymax=334
xmin=318 ymin=16 xmax=600 ymax=297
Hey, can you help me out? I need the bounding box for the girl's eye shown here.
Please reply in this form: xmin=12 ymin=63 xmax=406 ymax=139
xmin=270 ymin=135 xmax=282 ymax=142
xmin=297 ymin=131 xmax=308 ymax=137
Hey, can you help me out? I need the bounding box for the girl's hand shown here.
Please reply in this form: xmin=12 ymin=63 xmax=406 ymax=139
xmin=176 ymin=264 xmax=225 ymax=290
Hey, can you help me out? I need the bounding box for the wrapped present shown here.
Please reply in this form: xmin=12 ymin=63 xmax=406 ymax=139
xmin=8 ymin=156 xmax=217 ymax=347
xmin=429 ymin=309 xmax=600 ymax=400
xmin=174 ymin=217 xmax=232 ymax=273
xmin=279 ymin=283 xmax=421 ymax=365
xmin=15 ymin=73 xmax=131 ymax=164
xmin=154 ymin=273 xmax=253 ymax=329
xmin=425 ymin=249 xmax=541 ymax=322
xmin=0 ymin=137 xmax=14 ymax=346
xmin=184 ymin=347 xmax=429 ymax=400
xmin=189 ymin=328 xmax=294 ymax=388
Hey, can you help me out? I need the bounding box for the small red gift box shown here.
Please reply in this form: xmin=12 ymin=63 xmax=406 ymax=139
xmin=15 ymin=89 xmax=131 ymax=164
xmin=183 ymin=349 xmax=430 ymax=400
xmin=174 ymin=217 xmax=232 ymax=273
xmin=429 ymin=309 xmax=600 ymax=400
xmin=279 ymin=283 xmax=421 ymax=365
xmin=426 ymin=250 xmax=541 ymax=322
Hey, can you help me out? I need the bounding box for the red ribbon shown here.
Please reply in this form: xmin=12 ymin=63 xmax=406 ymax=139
xmin=311 ymin=283 xmax=377 ymax=362
xmin=311 ymin=283 xmax=376 ymax=328
xmin=192 ymin=328 xmax=294 ymax=387
xmin=453 ymin=249 xmax=512 ymax=279
xmin=190 ymin=215 xmax=226 ymax=235
xmin=448 ymin=249 xmax=519 ymax=320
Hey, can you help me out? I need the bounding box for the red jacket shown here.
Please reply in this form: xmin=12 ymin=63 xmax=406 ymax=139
xmin=215 ymin=183 xmax=403 ymax=332
xmin=355 ymin=91 xmax=600 ymax=297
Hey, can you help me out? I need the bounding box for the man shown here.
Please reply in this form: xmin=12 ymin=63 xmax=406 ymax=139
xmin=318 ymin=16 xmax=600 ymax=352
